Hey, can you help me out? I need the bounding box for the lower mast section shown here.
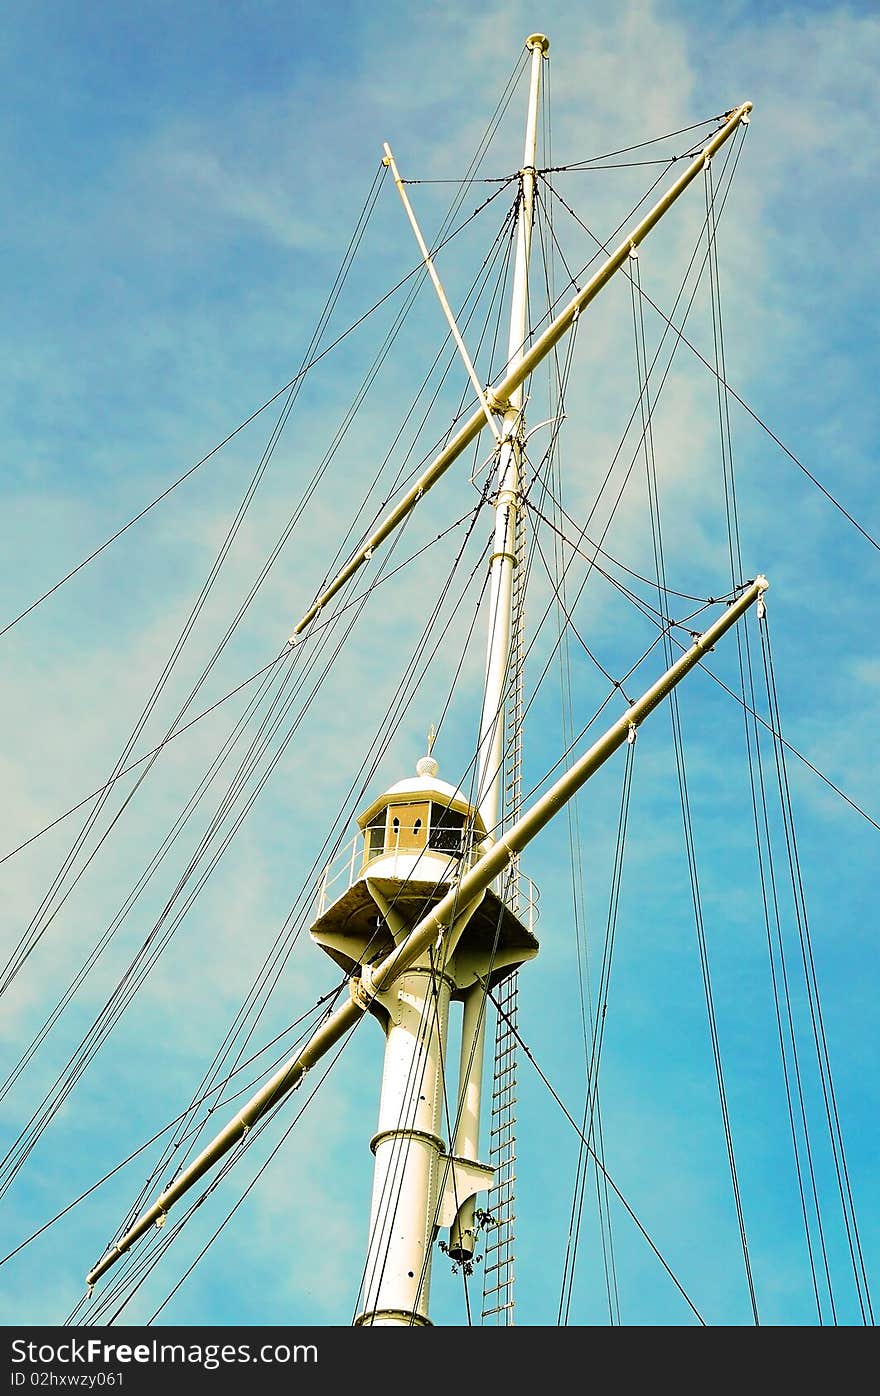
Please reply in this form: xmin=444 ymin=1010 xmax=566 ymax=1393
xmin=357 ymin=966 xmax=452 ymax=1326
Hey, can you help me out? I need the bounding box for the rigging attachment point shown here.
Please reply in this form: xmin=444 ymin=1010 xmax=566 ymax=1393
xmin=351 ymin=965 xmax=379 ymax=1011
xmin=525 ymin=33 xmax=550 ymax=55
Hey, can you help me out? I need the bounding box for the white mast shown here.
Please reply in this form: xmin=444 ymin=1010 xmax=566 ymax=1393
xmin=476 ymin=32 xmax=548 ymax=840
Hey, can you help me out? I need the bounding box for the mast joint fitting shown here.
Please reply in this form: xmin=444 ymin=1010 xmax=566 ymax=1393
xmin=487 ymin=548 xmax=518 ymax=568
xmin=350 ymin=964 xmax=379 ymax=1011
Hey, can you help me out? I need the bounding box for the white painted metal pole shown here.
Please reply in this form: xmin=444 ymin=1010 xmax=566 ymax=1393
xmin=357 ymin=968 xmax=452 ymax=1326
xmin=383 ymin=142 xmax=501 ymax=444
xmin=84 ymin=576 xmax=766 ymax=1290
xmin=476 ymin=32 xmax=548 ymax=839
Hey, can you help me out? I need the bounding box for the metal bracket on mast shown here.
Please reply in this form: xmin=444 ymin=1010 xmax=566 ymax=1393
xmin=350 ymin=966 xmax=377 ymax=1012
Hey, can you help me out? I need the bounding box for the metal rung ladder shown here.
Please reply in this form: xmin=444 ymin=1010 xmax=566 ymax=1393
xmin=480 ymin=968 xmax=519 ymax=1322
xmin=482 ymin=498 xmax=526 ymax=1326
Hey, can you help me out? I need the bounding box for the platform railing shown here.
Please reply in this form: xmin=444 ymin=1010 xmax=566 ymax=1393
xmin=314 ymin=830 xmax=540 ymax=934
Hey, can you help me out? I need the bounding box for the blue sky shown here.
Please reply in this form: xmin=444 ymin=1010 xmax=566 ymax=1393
xmin=1 ymin=0 xmax=878 ymax=1328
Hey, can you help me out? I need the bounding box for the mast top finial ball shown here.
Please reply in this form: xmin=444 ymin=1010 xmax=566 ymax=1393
xmin=416 ymin=755 xmax=439 ymax=779
xmin=526 ymin=33 xmax=550 ymax=54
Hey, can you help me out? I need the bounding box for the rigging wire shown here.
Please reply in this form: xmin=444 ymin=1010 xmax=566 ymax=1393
xmin=0 ymin=165 xmax=518 ymax=644
xmin=140 ymin=1038 xmax=354 ymax=1326
xmin=535 ymin=148 xmax=620 ymax=1320
xmin=524 ymin=481 xmax=880 ymax=840
xmin=0 ymin=522 xmax=485 ymax=876
xmin=488 ymin=987 xmax=707 ymax=1325
xmin=557 ymin=740 xmax=635 ymax=1324
xmin=93 ymin=499 xmax=495 ymax=1263
xmin=0 ymin=987 xmax=343 ymax=1269
xmin=742 ymin=627 xmax=834 ymax=1320
xmin=541 ymin=112 xmax=734 ymax=171
xmin=0 ymin=653 xmax=291 ymax=1105
xmin=2 ymin=160 xmax=398 ymax=998
xmin=759 ymin=616 xmax=875 ymax=1324
xmin=630 ymin=243 xmax=760 ymax=1323
xmin=0 ymin=161 xmax=385 ymax=644
xmin=80 ymin=1031 xmax=354 ymax=1325
xmin=702 ymin=158 xmax=831 ymax=1322
xmin=545 ymin=161 xmax=880 ymax=561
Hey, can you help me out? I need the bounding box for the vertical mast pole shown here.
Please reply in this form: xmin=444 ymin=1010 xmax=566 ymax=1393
xmin=476 ymin=33 xmax=548 ymax=842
